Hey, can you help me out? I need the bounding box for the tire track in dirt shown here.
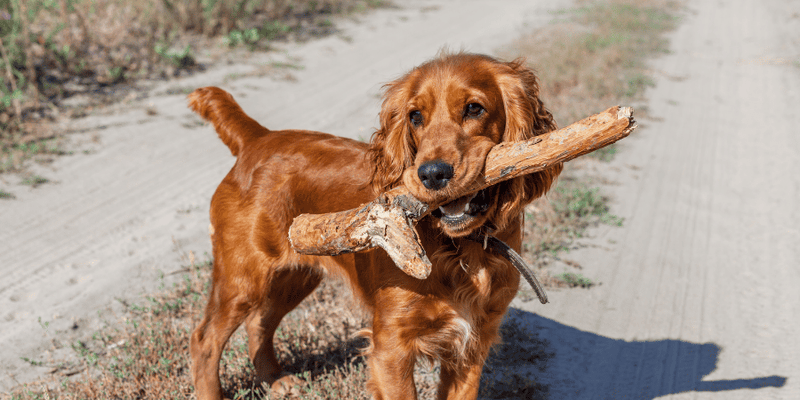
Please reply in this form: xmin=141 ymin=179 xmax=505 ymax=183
xmin=513 ymin=0 xmax=799 ymax=398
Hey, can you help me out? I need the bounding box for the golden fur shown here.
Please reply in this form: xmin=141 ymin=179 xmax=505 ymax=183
xmin=188 ymin=53 xmax=561 ymax=400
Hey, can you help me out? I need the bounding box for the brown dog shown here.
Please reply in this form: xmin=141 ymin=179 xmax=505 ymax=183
xmin=188 ymin=52 xmax=561 ymax=400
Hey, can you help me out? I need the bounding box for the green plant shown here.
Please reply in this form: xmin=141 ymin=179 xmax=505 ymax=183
xmin=155 ymin=43 xmax=195 ymax=68
xmin=556 ymin=272 xmax=595 ymax=288
xmin=107 ymin=65 xmax=124 ymax=82
xmin=37 ymin=316 xmax=50 ymax=331
xmin=556 ymin=185 xmax=608 ymax=220
xmin=502 ymin=0 xmax=678 ymax=137
xmin=550 ymin=182 xmax=624 ymax=228
xmin=19 ymin=357 xmax=43 ymax=367
xmin=71 ymin=340 xmax=100 ymax=367
xmin=590 ymin=143 xmax=618 ymax=161
xmin=625 ymin=72 xmax=655 ymax=97
xmin=1 ymin=88 xmax=23 ymax=113
xmin=0 ymin=0 xmax=28 ymax=127
xmin=223 ymin=28 xmax=260 ymax=48
xmin=261 ymin=20 xmax=291 ymax=40
xmin=1 ymin=0 xmax=388 ymax=173
xmin=21 ymin=174 xmax=48 ymax=187
xmin=521 ymin=177 xmax=625 ymax=284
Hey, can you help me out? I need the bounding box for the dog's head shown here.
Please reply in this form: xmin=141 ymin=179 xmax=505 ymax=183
xmin=370 ymin=53 xmax=561 ymax=237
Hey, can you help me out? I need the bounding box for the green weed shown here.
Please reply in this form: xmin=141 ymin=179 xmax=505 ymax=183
xmin=155 ymin=43 xmax=195 ymax=68
xmin=0 ymin=0 xmax=386 ymax=169
xmin=20 ymin=174 xmax=48 ymax=187
xmin=19 ymin=357 xmax=43 ymax=367
xmin=224 ymin=28 xmax=262 ymax=48
xmin=503 ymin=0 xmax=679 ymax=135
xmin=591 ymin=144 xmax=618 ymax=162
xmin=511 ymin=0 xmax=678 ymax=292
xmin=526 ymin=179 xmax=622 ymax=241
xmin=261 ymin=20 xmax=292 ymax=40
xmin=556 ymin=272 xmax=596 ymax=288
xmin=521 ymin=178 xmax=624 ymax=289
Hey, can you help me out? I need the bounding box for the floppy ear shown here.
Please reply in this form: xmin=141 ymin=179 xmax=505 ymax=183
xmin=497 ymin=58 xmax=558 ymax=141
xmin=369 ymin=79 xmax=417 ymax=193
xmin=492 ymin=58 xmax=562 ymax=230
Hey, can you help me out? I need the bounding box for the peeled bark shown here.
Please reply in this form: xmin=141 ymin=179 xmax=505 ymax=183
xmin=288 ymin=106 xmax=636 ymax=279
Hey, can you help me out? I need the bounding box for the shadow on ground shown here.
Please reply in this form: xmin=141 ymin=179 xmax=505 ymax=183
xmin=480 ymin=308 xmax=787 ymax=400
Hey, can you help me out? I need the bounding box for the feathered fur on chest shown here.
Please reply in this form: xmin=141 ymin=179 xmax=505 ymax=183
xmin=367 ymin=240 xmax=521 ymax=368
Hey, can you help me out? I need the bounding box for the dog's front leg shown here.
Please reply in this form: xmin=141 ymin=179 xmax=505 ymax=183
xmin=436 ymin=362 xmax=485 ymax=400
xmin=365 ymin=328 xmax=419 ymax=400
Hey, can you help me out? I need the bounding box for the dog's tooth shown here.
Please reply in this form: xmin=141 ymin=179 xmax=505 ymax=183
xmin=463 ymin=202 xmax=470 ymax=213
xmin=439 ymin=206 xmax=467 ymax=219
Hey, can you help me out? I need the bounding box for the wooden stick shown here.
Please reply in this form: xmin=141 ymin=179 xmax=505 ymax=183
xmin=289 ymin=106 xmax=636 ymax=278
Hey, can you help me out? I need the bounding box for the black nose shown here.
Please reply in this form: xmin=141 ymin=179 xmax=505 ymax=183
xmin=417 ymin=160 xmax=454 ymax=190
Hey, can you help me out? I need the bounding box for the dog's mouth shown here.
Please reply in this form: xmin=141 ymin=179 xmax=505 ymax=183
xmin=431 ymin=188 xmax=491 ymax=234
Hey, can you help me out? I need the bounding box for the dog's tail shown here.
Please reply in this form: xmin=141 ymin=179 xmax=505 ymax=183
xmin=187 ymin=87 xmax=267 ymax=157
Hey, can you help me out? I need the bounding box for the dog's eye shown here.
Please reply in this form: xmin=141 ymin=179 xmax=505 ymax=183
xmin=464 ymin=103 xmax=484 ymax=119
xmin=409 ymin=110 xmax=423 ymax=127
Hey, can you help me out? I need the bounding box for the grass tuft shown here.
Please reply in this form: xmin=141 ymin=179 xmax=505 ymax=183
xmin=556 ymin=272 xmax=596 ymax=288
xmin=502 ymin=0 xmax=679 ymax=128
xmin=523 ymin=177 xmax=623 ymax=258
xmin=0 ymin=0 xmax=386 ymax=173
xmin=20 ymin=173 xmax=49 ymax=187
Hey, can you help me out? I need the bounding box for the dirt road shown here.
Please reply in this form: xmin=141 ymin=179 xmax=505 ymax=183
xmin=2 ymin=0 xmax=798 ymax=398
xmin=512 ymin=0 xmax=800 ymax=398
xmin=0 ymin=0 xmax=571 ymax=391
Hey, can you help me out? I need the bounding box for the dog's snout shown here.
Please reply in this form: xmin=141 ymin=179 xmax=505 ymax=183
xmin=418 ymin=160 xmax=454 ymax=190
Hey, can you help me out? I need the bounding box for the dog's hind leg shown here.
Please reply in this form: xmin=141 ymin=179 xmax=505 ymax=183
xmin=244 ymin=265 xmax=323 ymax=392
xmin=191 ymin=274 xmax=253 ymax=400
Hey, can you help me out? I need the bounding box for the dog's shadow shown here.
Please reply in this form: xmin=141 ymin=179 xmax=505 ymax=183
xmin=479 ymin=308 xmax=787 ymax=400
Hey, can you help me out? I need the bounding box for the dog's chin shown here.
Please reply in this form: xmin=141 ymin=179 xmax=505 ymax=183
xmin=431 ymin=188 xmax=493 ymax=237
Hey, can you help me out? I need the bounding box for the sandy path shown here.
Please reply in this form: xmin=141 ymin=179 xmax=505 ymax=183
xmin=4 ymin=0 xmax=798 ymax=397
xmin=0 ymin=0 xmax=572 ymax=391
xmin=512 ymin=0 xmax=800 ymax=398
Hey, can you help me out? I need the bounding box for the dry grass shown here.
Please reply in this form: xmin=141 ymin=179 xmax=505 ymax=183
xmin=524 ymin=176 xmax=622 ymax=258
xmin=6 ymin=0 xmax=679 ymax=398
xmin=503 ymin=0 xmax=679 ymax=125
xmin=6 ymin=257 xmax=436 ymax=400
xmin=0 ymin=0 xmax=386 ymax=173
xmin=510 ymin=0 xmax=680 ymax=292
xmin=6 ymin=258 xmax=543 ymax=399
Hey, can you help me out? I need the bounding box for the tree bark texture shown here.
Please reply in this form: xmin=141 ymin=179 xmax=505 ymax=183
xmin=288 ymin=106 xmax=636 ymax=279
